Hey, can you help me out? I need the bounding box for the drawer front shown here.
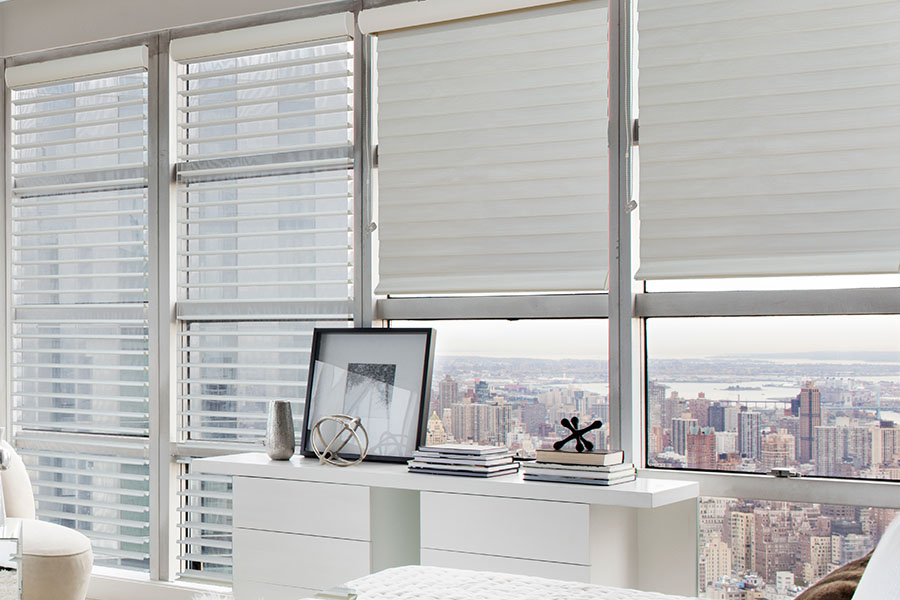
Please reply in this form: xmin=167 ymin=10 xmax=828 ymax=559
xmin=235 ymin=528 xmax=370 ymax=591
xmin=421 ymin=548 xmax=591 ymax=583
xmin=421 ymin=492 xmax=590 ymax=565
xmin=233 ymin=580 xmax=318 ymax=600
xmin=234 ymin=477 xmax=370 ymax=540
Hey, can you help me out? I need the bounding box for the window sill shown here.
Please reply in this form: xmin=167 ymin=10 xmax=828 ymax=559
xmin=638 ymin=467 xmax=900 ymax=508
xmin=89 ymin=568 xmax=230 ymax=600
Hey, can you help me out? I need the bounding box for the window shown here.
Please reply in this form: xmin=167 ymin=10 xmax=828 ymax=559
xmin=7 ymin=47 xmax=152 ymax=570
xmin=394 ymin=320 xmax=609 ymax=455
xmin=634 ymin=1 xmax=900 ymax=594
xmin=172 ymin=14 xmax=356 ymax=582
xmin=646 ymin=316 xmax=900 ymax=481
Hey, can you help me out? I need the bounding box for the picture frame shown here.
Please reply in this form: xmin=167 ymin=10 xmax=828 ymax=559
xmin=301 ymin=328 xmax=436 ymax=463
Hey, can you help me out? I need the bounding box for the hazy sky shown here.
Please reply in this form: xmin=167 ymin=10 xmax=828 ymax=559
xmin=408 ymin=316 xmax=900 ymax=361
xmin=396 ymin=275 xmax=900 ymax=361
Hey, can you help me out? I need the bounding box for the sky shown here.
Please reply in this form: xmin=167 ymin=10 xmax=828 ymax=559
xmin=395 ymin=270 xmax=900 ymax=361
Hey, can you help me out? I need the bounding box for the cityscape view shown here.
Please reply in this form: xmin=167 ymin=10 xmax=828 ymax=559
xmin=424 ymin=349 xmax=899 ymax=599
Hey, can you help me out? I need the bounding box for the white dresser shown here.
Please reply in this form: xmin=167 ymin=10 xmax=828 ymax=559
xmin=195 ymin=453 xmax=699 ymax=599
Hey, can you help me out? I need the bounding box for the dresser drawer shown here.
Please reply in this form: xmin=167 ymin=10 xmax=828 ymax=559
xmin=234 ymin=529 xmax=370 ymax=591
xmin=421 ymin=548 xmax=591 ymax=582
xmin=421 ymin=492 xmax=590 ymax=565
xmin=234 ymin=477 xmax=370 ymax=540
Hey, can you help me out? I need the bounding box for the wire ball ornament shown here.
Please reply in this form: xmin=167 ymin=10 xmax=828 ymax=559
xmin=310 ymin=414 xmax=369 ymax=467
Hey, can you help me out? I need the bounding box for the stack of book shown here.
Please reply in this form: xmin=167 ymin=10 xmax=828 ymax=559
xmin=523 ymin=449 xmax=635 ymax=485
xmin=408 ymin=444 xmax=519 ymax=478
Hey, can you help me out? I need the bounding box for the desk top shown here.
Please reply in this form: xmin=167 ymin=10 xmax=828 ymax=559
xmin=195 ymin=453 xmax=698 ymax=509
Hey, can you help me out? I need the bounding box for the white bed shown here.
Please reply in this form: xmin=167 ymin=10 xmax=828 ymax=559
xmin=304 ymin=565 xmax=698 ymax=600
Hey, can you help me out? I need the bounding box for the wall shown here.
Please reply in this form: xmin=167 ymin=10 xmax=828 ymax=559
xmin=0 ymin=0 xmax=331 ymax=57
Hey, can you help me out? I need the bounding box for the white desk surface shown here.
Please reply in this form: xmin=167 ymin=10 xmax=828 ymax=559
xmin=195 ymin=452 xmax=698 ymax=509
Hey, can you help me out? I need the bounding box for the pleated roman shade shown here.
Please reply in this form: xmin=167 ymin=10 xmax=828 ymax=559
xmin=637 ymin=0 xmax=900 ymax=280
xmin=369 ymin=0 xmax=609 ymax=295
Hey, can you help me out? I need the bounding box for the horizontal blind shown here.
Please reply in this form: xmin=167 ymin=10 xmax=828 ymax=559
xmin=8 ymin=50 xmax=151 ymax=572
xmin=16 ymin=435 xmax=150 ymax=568
xmin=177 ymin=459 xmax=233 ymax=584
xmin=374 ymin=0 xmax=609 ymax=295
xmin=637 ymin=0 xmax=900 ymax=279
xmin=178 ymin=320 xmax=347 ymax=443
xmin=176 ymin=37 xmax=354 ymax=303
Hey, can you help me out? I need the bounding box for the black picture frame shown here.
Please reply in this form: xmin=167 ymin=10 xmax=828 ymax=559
xmin=301 ymin=328 xmax=436 ymax=463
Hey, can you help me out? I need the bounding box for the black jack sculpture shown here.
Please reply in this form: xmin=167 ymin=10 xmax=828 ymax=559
xmin=553 ymin=416 xmax=603 ymax=452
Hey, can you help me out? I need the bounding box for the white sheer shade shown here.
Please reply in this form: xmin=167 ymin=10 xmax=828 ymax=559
xmin=374 ymin=0 xmax=609 ymax=295
xmin=637 ymin=0 xmax=900 ymax=280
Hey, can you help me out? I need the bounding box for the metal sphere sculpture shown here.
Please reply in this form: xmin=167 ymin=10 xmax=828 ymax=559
xmin=310 ymin=414 xmax=369 ymax=467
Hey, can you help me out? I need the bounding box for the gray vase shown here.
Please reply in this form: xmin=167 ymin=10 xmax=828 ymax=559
xmin=266 ymin=400 xmax=295 ymax=460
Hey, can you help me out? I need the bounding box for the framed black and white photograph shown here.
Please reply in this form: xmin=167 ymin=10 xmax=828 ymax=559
xmin=301 ymin=328 xmax=436 ymax=463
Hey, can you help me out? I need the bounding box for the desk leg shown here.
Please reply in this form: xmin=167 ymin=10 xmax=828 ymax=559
xmin=636 ymin=498 xmax=699 ymax=596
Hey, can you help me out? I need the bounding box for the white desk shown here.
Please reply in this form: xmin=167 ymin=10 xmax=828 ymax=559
xmin=196 ymin=453 xmax=699 ymax=600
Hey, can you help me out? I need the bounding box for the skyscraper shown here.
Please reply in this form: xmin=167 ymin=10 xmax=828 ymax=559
xmin=798 ymin=383 xmax=821 ymax=463
xmin=672 ymin=416 xmax=698 ymax=456
xmin=438 ymin=374 xmax=459 ymax=415
xmin=687 ymin=426 xmax=718 ymax=470
xmin=738 ymin=410 xmax=761 ymax=460
xmin=708 ymin=403 xmax=726 ymax=432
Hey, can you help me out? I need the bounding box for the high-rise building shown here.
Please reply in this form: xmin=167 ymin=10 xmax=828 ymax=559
xmin=760 ymin=430 xmax=796 ymax=472
xmin=715 ymin=431 xmax=738 ymax=455
xmin=708 ymin=403 xmax=727 ymax=432
xmin=878 ymin=426 xmax=900 ymax=465
xmin=687 ymin=426 xmax=717 ymax=470
xmin=815 ymin=426 xmax=873 ymax=477
xmin=475 ymin=380 xmax=490 ymax=403
xmin=727 ymin=510 xmax=755 ymax=573
xmin=798 ymin=383 xmax=822 ymax=463
xmin=801 ymin=535 xmax=832 ymax=585
xmin=753 ymin=505 xmax=795 ymax=582
xmin=738 ymin=411 xmax=761 ymax=459
xmin=702 ymin=533 xmax=732 ymax=591
xmin=425 ymin=412 xmax=448 ymax=446
xmin=672 ymin=416 xmax=698 ymax=456
xmin=438 ymin=374 xmax=459 ymax=415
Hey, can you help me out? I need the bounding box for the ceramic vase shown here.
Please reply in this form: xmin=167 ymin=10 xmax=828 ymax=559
xmin=265 ymin=400 xmax=295 ymax=460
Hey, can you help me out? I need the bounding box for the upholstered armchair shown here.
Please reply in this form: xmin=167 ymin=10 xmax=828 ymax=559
xmin=0 ymin=440 xmax=93 ymax=600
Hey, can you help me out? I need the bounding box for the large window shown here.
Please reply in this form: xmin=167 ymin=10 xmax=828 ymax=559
xmin=172 ymin=16 xmax=356 ymax=582
xmin=7 ymin=48 xmax=152 ymax=570
xmin=634 ymin=0 xmax=900 ymax=595
xmin=1 ymin=0 xmax=898 ymax=595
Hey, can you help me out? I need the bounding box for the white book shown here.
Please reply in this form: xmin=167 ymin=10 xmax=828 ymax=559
xmin=408 ymin=460 xmax=519 ymax=473
xmin=524 ymin=473 xmax=636 ymax=486
xmin=412 ymin=453 xmax=514 ymax=466
xmin=523 ymin=464 xmax=635 ymax=480
xmin=418 ymin=444 xmax=510 ymax=456
xmin=525 ymin=461 xmax=635 ymax=474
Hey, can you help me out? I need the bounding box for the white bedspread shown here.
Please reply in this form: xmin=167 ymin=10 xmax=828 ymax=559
xmin=326 ymin=565 xmax=698 ymax=600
